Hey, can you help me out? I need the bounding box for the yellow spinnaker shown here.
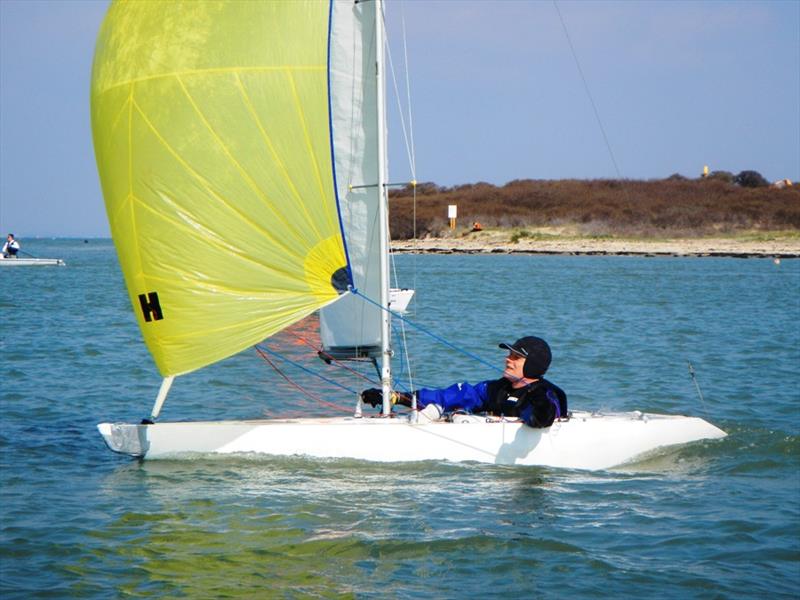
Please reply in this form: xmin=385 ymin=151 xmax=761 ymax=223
xmin=91 ymin=0 xmax=347 ymax=376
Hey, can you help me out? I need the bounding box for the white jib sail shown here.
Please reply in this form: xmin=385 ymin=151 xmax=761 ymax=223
xmin=320 ymin=0 xmax=384 ymax=359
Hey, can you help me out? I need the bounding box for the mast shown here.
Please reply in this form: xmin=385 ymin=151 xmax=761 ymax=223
xmin=375 ymin=0 xmax=392 ymax=415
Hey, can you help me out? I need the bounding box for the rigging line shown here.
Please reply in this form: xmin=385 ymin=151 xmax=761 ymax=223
xmin=389 ymin=269 xmax=414 ymax=393
xmin=293 ymin=335 xmax=377 ymax=384
xmin=400 ymin=2 xmax=417 ymax=178
xmin=256 ymin=344 xmax=361 ymax=396
xmin=255 ymin=346 xmax=353 ymax=413
xmin=552 ymin=0 xmax=623 ymax=179
xmin=406 ymin=184 xmax=417 ymax=367
xmin=350 ymin=288 xmax=503 ymax=375
xmin=391 ymin=275 xmax=415 ymax=393
xmin=403 ymin=1 xmax=419 ymax=289
xmin=255 ymin=346 xmax=320 ymax=407
xmin=382 ymin=9 xmax=416 ymax=178
xmin=386 ymin=214 xmax=416 ymax=394
xmin=390 ymin=321 xmax=414 ymax=394
xmin=687 ymin=361 xmax=709 ymax=415
xmin=383 ymin=2 xmax=418 ymax=394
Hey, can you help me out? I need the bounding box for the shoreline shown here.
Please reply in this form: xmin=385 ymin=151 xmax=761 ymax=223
xmin=390 ymin=235 xmax=800 ymax=258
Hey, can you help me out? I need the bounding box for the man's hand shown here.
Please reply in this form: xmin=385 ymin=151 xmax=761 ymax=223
xmin=360 ymin=388 xmax=412 ymax=408
xmin=360 ymin=388 xmax=383 ymax=407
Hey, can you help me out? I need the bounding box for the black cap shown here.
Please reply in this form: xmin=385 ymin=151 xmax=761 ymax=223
xmin=499 ymin=336 xmax=551 ymax=378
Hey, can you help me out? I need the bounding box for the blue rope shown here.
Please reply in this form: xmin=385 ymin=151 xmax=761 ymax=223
xmin=350 ymin=288 xmax=504 ymax=376
xmin=257 ymin=287 xmax=503 ymax=400
xmin=256 ymin=344 xmax=360 ymax=395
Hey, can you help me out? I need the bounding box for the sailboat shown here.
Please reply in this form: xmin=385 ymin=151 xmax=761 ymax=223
xmin=0 ymin=257 xmax=65 ymax=267
xmin=91 ymin=0 xmax=725 ymax=471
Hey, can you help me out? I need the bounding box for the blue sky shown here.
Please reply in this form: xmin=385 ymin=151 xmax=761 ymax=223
xmin=1 ymin=0 xmax=798 ymax=238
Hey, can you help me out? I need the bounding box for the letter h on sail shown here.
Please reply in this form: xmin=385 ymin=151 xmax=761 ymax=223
xmin=138 ymin=291 xmax=164 ymax=322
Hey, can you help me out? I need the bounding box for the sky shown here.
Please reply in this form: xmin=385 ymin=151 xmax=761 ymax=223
xmin=0 ymin=0 xmax=798 ymax=238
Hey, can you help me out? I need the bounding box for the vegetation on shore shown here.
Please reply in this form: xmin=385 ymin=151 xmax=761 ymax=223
xmin=388 ymin=176 xmax=800 ymax=240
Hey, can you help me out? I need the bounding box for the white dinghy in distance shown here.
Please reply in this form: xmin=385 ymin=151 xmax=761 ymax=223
xmin=91 ymin=0 xmax=725 ymax=471
xmin=389 ymin=288 xmax=414 ymax=314
xmin=0 ymin=256 xmax=65 ymax=267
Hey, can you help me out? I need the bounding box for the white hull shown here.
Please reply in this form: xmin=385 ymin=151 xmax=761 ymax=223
xmin=0 ymin=257 xmax=65 ymax=266
xmin=97 ymin=410 xmax=726 ymax=471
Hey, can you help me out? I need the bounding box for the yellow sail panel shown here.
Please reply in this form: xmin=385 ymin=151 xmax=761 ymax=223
xmin=91 ymin=1 xmax=347 ymax=375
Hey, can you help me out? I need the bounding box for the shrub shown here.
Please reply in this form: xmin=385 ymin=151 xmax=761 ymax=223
xmin=735 ymin=170 xmax=769 ymax=188
xmin=707 ymin=171 xmax=735 ymax=184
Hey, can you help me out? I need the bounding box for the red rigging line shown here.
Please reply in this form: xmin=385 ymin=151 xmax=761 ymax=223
xmin=293 ymin=334 xmax=377 ymax=384
xmin=255 ymin=346 xmax=352 ymax=414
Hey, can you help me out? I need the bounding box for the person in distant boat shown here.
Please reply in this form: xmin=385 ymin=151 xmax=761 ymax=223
xmin=361 ymin=336 xmax=567 ymax=428
xmin=2 ymin=234 xmax=20 ymax=258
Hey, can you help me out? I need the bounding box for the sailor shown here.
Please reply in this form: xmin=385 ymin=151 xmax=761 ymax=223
xmin=361 ymin=336 xmax=567 ymax=427
xmin=2 ymin=234 xmax=20 ymax=258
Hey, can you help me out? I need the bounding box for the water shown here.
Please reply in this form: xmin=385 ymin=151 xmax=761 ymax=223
xmin=1 ymin=239 xmax=798 ymax=598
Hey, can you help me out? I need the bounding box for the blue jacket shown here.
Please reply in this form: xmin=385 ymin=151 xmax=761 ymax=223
xmin=416 ymin=377 xmax=567 ymax=428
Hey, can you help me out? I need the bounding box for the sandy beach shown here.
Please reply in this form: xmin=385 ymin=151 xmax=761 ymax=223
xmin=391 ymin=232 xmax=800 ymax=258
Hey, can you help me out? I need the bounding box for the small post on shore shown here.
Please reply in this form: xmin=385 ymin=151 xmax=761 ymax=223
xmin=448 ymin=204 xmax=457 ymax=230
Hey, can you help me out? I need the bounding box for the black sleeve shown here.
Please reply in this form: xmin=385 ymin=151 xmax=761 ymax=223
xmin=552 ymin=385 xmax=567 ymax=417
xmin=481 ymin=379 xmax=508 ymax=414
xmin=520 ymin=387 xmax=557 ymax=428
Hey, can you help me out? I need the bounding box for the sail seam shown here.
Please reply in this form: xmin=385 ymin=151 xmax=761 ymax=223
xmin=233 ymin=72 xmax=320 ymax=244
xmin=126 ymin=194 xmax=311 ymax=282
xmin=174 ymin=74 xmax=318 ymax=249
xmin=154 ymin=302 xmax=324 ymax=343
xmin=126 ymin=84 xmax=148 ymax=321
xmin=94 ymin=66 xmax=326 ymax=95
xmin=129 ymin=95 xmax=306 ymax=265
xmin=284 ymin=70 xmax=330 ymax=242
xmin=106 ymin=94 xmax=133 ymax=226
xmin=144 ymin=272 xmax=317 ymax=299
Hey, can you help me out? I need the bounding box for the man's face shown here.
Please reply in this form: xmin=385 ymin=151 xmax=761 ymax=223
xmin=503 ymin=351 xmax=526 ymax=382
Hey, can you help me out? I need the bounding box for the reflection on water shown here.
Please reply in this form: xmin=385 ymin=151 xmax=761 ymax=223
xmin=92 ymin=458 xmax=558 ymax=597
xmin=88 ymin=449 xmax=755 ymax=598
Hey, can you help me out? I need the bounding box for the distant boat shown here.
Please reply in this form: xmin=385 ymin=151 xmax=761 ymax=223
xmin=0 ymin=256 xmax=65 ymax=267
xmin=389 ymin=288 xmax=414 ymax=314
xmin=91 ymin=0 xmax=725 ymax=470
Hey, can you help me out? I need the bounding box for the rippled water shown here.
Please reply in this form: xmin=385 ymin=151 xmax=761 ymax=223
xmin=1 ymin=239 xmax=798 ymax=598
